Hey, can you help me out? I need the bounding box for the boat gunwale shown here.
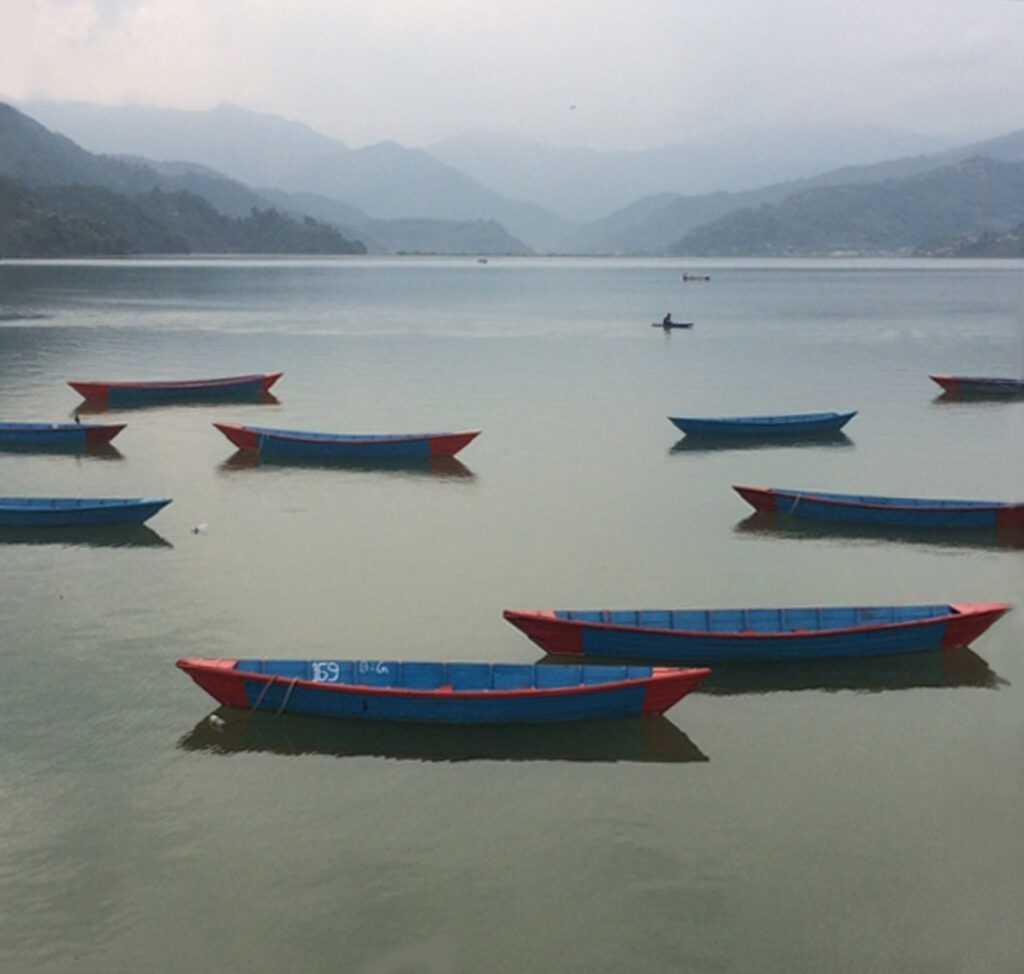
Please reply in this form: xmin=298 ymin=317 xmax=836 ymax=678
xmin=235 ymin=424 xmax=481 ymax=446
xmin=177 ymin=658 xmax=708 ymax=699
xmin=504 ymin=603 xmax=1009 ymax=641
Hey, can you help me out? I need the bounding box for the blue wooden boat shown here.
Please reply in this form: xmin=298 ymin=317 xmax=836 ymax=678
xmin=930 ymin=374 xmax=1024 ymax=397
xmin=0 ymin=496 xmax=172 ymax=526
xmin=503 ymin=603 xmax=1010 ymax=663
xmin=214 ymin=422 xmax=480 ymax=459
xmin=734 ymin=485 xmax=1024 ymax=529
xmin=69 ymin=372 xmax=282 ymax=405
xmin=669 ymin=410 xmax=856 ymax=437
xmin=176 ymin=658 xmax=711 ymax=724
xmin=0 ymin=420 xmax=125 ymax=450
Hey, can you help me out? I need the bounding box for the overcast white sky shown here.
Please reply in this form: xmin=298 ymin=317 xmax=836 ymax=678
xmin=4 ymin=0 xmax=1023 ymax=150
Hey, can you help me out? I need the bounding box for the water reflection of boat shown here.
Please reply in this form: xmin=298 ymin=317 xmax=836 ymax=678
xmin=178 ymin=709 xmax=708 ymax=763
xmin=735 ymin=511 xmax=1024 ymax=550
xmin=671 ymin=431 xmax=853 ymax=453
xmin=0 ymin=523 xmax=172 ymax=548
xmin=219 ymin=449 xmax=475 ymax=480
xmin=693 ymin=648 xmax=1005 ymax=695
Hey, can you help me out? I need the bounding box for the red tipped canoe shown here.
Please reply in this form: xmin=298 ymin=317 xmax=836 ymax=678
xmin=176 ymin=658 xmax=710 ymax=724
xmin=734 ymin=485 xmax=1024 ymax=529
xmin=214 ymin=423 xmax=480 ymax=459
xmin=503 ymin=603 xmax=1011 ymax=663
xmin=930 ymin=374 xmax=1024 ymax=397
xmin=69 ymin=372 xmax=282 ymax=405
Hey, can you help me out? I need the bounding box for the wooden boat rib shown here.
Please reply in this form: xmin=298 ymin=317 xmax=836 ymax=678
xmin=69 ymin=372 xmax=282 ymax=404
xmin=213 ymin=422 xmax=480 ymax=459
xmin=176 ymin=658 xmax=711 ymax=724
xmin=929 ymin=374 xmax=1024 ymax=397
xmin=669 ymin=410 xmax=856 ymax=437
xmin=0 ymin=421 xmax=125 ymax=449
xmin=0 ymin=496 xmax=172 ymax=526
xmin=503 ymin=603 xmax=1010 ymax=663
xmin=734 ymin=485 xmax=1024 ymax=529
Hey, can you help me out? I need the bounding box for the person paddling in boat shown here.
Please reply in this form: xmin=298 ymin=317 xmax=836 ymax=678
xmin=663 ymin=313 xmax=673 ymax=329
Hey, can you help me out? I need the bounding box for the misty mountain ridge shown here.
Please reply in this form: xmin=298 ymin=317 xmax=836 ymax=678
xmin=427 ymin=124 xmax=957 ymax=221
xmin=5 ymin=99 xmax=1024 ymax=257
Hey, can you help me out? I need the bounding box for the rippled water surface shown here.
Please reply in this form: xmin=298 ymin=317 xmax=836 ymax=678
xmin=1 ymin=257 xmax=1022 ymax=973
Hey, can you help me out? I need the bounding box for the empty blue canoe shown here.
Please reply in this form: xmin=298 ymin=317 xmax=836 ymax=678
xmin=69 ymin=372 xmax=282 ymax=405
xmin=214 ymin=422 xmax=480 ymax=459
xmin=734 ymin=486 xmax=1024 ymax=529
xmin=669 ymin=411 xmax=856 ymax=437
xmin=176 ymin=658 xmax=711 ymax=724
xmin=0 ymin=496 xmax=172 ymax=526
xmin=0 ymin=421 xmax=125 ymax=450
xmin=503 ymin=603 xmax=1010 ymax=663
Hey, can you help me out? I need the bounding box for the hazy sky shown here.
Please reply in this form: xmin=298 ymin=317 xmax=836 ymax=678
xmin=5 ymin=0 xmax=1023 ymax=149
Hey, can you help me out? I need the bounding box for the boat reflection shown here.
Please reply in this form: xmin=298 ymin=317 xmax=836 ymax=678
xmin=671 ymin=431 xmax=853 ymax=453
xmin=734 ymin=511 xmax=1024 ymax=550
xmin=219 ymin=450 xmax=476 ymax=480
xmin=0 ymin=523 xmax=172 ymax=548
xmin=178 ymin=709 xmax=707 ymax=764
xmin=73 ymin=392 xmax=280 ymax=415
xmin=0 ymin=442 xmax=124 ymax=460
xmin=538 ymin=649 xmax=1003 ymax=695
xmin=695 ymin=648 xmax=1004 ymax=695
xmin=933 ymin=391 xmax=1024 ymax=404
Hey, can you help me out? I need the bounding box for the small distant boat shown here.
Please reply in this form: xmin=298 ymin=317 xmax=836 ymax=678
xmin=0 ymin=420 xmax=125 ymax=450
xmin=669 ymin=410 xmax=856 ymax=437
xmin=176 ymin=658 xmax=711 ymax=724
xmin=682 ymin=273 xmax=711 ymax=282
xmin=929 ymin=374 xmax=1024 ymax=397
xmin=733 ymin=486 xmax=1024 ymax=529
xmin=653 ymin=320 xmax=694 ymax=329
xmin=503 ymin=603 xmax=1010 ymax=663
xmin=0 ymin=496 xmax=171 ymax=526
xmin=68 ymin=372 xmax=282 ymax=405
xmin=213 ymin=423 xmax=480 ymax=459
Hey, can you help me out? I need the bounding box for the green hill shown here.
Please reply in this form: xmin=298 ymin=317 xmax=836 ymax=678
xmin=0 ymin=103 xmax=365 ymax=256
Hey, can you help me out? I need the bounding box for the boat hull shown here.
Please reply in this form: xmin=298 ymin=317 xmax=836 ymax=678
xmin=176 ymin=658 xmax=710 ymax=724
xmin=930 ymin=374 xmax=1024 ymax=397
xmin=669 ymin=411 xmax=856 ymax=437
xmin=652 ymin=322 xmax=693 ymax=329
xmin=734 ymin=485 xmax=1024 ymax=529
xmin=502 ymin=603 xmax=1010 ymax=663
xmin=0 ymin=421 xmax=125 ymax=449
xmin=0 ymin=496 xmax=171 ymax=526
xmin=214 ymin=423 xmax=480 ymax=459
xmin=69 ymin=372 xmax=282 ymax=405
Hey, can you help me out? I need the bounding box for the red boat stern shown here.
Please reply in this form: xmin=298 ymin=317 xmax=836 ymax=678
xmin=942 ymin=603 xmax=1012 ymax=649
xmin=995 ymin=505 xmax=1024 ymax=529
xmin=428 ymin=430 xmax=481 ymax=457
xmin=68 ymin=380 xmax=109 ymax=402
xmin=176 ymin=657 xmax=249 ymax=708
xmin=261 ymin=372 xmax=284 ymax=393
xmin=213 ymin=422 xmax=261 ymax=451
xmin=502 ymin=609 xmax=583 ymax=655
xmin=84 ymin=423 xmax=126 ymax=446
xmin=642 ymin=667 xmax=712 ymax=715
xmin=732 ymin=485 xmax=777 ymax=512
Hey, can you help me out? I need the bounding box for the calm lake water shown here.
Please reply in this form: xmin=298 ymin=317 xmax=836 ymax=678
xmin=1 ymin=256 xmax=1022 ymax=973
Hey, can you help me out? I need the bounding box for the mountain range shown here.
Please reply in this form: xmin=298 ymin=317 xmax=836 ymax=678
xmin=4 ymin=99 xmax=1024 ymax=257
